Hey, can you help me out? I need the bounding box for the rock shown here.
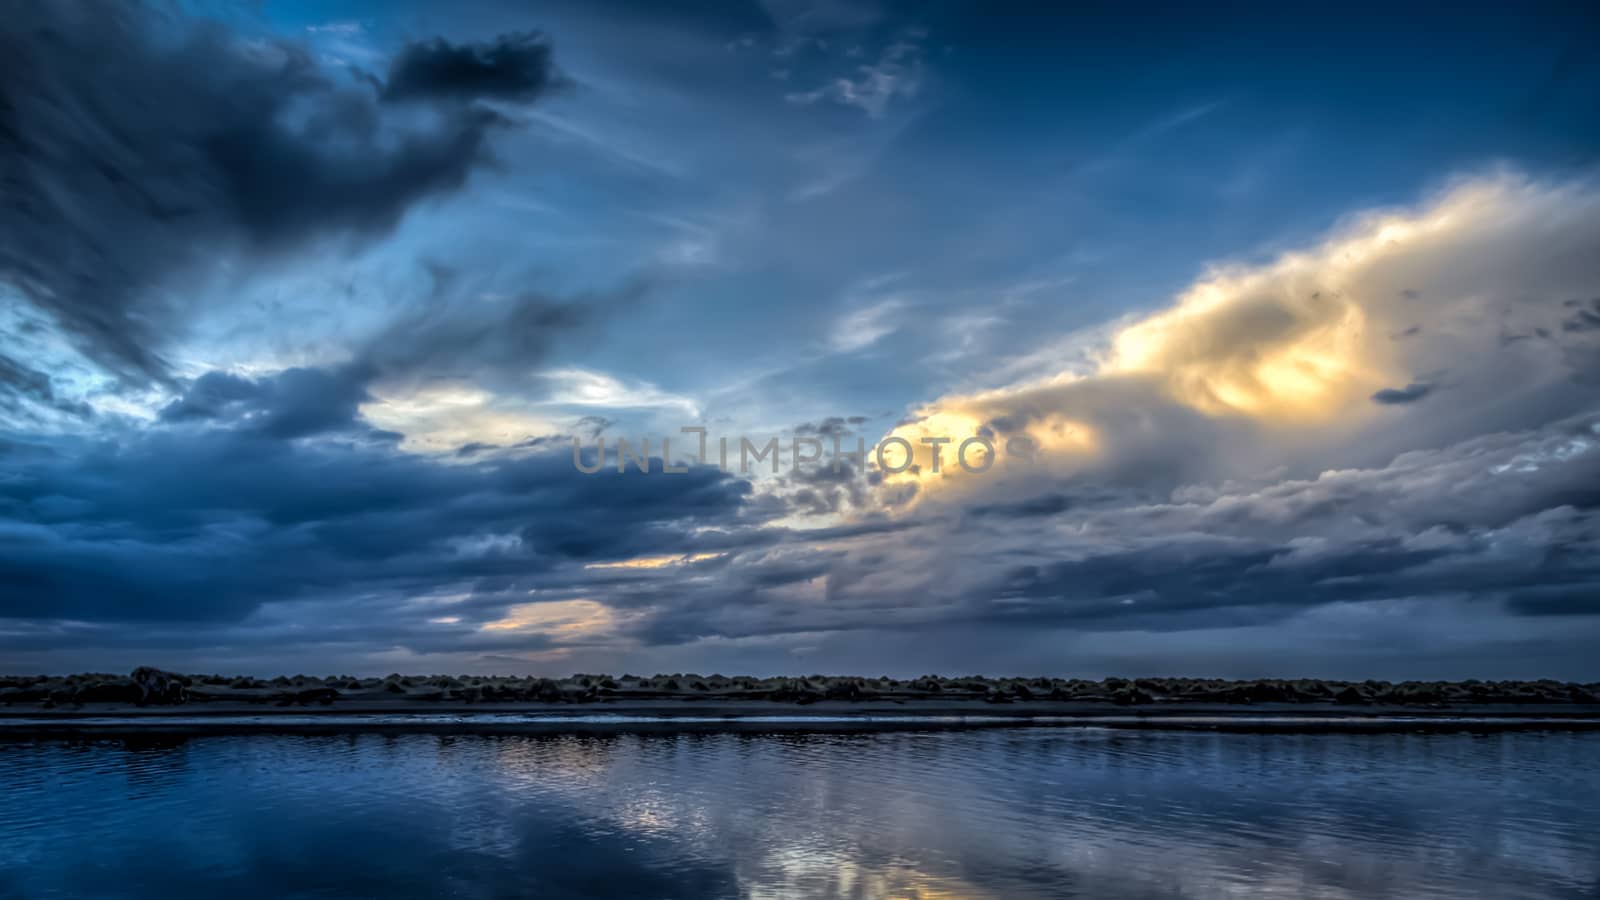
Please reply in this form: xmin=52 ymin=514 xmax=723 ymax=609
xmin=71 ymin=679 xmax=142 ymax=704
xmin=294 ymin=687 xmax=339 ymax=706
xmin=1381 ymin=683 xmax=1446 ymax=705
xmin=768 ymin=680 xmax=824 ymax=704
xmin=183 ymin=687 xmax=236 ymax=703
xmin=533 ymin=679 xmax=564 ymax=702
xmin=0 ymin=686 xmax=50 ymax=703
xmin=1220 ymin=682 xmax=1299 ymax=704
xmin=1253 ymin=682 xmax=1294 ymax=703
xmin=130 ymin=667 xmax=189 ymax=705
xmin=1110 ymin=687 xmax=1153 ymax=706
xmin=824 ymin=680 xmax=863 ymax=700
xmin=1334 ymin=686 xmax=1369 ymax=705
xmin=1294 ymin=681 xmax=1331 ymax=699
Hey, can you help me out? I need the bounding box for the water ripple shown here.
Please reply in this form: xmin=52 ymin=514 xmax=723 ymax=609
xmin=1 ymin=729 xmax=1596 ymax=898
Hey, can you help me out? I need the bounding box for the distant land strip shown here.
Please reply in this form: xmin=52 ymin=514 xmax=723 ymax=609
xmin=2 ymin=668 xmax=1598 ymax=714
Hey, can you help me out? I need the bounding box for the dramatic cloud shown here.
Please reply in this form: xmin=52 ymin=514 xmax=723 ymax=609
xmin=382 ymin=32 xmax=559 ymax=103
xmin=1371 ymin=382 xmax=1435 ymax=405
xmin=0 ymin=2 xmax=561 ymax=408
xmin=0 ymin=353 xmax=91 ymax=420
xmin=0 ymin=366 xmax=760 ymax=628
xmin=2 ymin=0 xmax=1598 ymax=678
xmin=157 ymin=366 xmax=375 ymax=440
xmin=880 ymin=175 xmax=1600 ymax=504
xmin=10 ymin=174 xmax=1600 ymax=675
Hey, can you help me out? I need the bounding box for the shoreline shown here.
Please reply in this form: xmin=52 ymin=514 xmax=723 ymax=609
xmin=5 ymin=669 xmax=1598 ymax=735
xmin=6 ymin=700 xmax=1600 ymax=736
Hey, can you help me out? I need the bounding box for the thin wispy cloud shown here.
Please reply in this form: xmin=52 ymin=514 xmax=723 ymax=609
xmin=538 ymin=369 xmax=701 ymax=417
xmin=785 ymin=28 xmax=928 ymax=118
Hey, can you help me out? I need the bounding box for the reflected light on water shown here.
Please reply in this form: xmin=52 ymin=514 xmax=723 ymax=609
xmin=1 ymin=728 xmax=1596 ymax=899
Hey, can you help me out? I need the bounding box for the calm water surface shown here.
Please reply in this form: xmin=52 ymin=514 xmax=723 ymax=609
xmin=1 ymin=727 xmax=1595 ymax=899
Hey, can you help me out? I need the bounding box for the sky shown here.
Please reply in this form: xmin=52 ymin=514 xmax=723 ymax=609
xmin=3 ymin=0 xmax=1600 ymax=678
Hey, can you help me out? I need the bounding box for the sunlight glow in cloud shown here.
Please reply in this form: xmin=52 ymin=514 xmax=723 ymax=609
xmin=874 ymin=174 xmax=1600 ymax=503
xmin=585 ymin=553 xmax=724 ymax=570
xmin=361 ymin=382 xmax=559 ymax=455
xmin=480 ymin=598 xmax=620 ymax=634
xmin=539 ymin=368 xmax=701 ymax=417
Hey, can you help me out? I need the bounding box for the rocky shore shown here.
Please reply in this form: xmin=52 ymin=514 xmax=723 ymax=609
xmin=3 ymin=667 xmax=1598 ymax=715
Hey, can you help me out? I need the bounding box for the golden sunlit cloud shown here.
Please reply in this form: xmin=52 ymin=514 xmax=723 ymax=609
xmin=879 ymin=405 xmax=1097 ymax=494
xmin=585 ymin=552 xmax=723 ymax=570
xmin=1106 ymin=281 xmax=1379 ymax=419
xmin=875 ymin=174 xmax=1600 ymax=504
xmin=480 ymin=598 xmax=620 ymax=635
xmin=360 ymin=381 xmax=558 ymax=456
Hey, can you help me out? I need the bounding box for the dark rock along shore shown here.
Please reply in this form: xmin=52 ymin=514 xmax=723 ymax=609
xmin=3 ymin=668 xmax=1598 ymax=711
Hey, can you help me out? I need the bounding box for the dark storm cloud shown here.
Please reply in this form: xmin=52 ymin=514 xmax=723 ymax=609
xmin=1371 ymin=382 xmax=1435 ymax=405
xmin=775 ymin=460 xmax=869 ymax=515
xmin=358 ymin=277 xmax=646 ymax=386
xmin=1505 ymin=582 xmax=1600 ymax=616
xmin=0 ymin=366 xmax=759 ymax=625
xmin=0 ymin=1 xmax=560 ymax=404
xmin=382 ymin=32 xmax=559 ymax=103
xmin=1563 ymin=298 xmax=1600 ymax=332
xmin=763 ymin=416 xmax=881 ymax=515
xmin=0 ymin=355 xmax=92 ymax=420
xmin=955 ymin=418 xmax=1600 ymax=629
xmin=965 ymin=492 xmax=1075 ymax=519
xmin=157 ymin=366 xmax=376 ymax=440
xmin=975 ymin=536 xmax=1471 ymax=631
xmin=600 ymin=413 xmax=1600 ymax=651
xmin=793 ymin=416 xmax=868 ymax=438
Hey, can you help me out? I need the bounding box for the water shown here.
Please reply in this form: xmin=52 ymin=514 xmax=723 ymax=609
xmin=1 ymin=726 xmax=1595 ymax=899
